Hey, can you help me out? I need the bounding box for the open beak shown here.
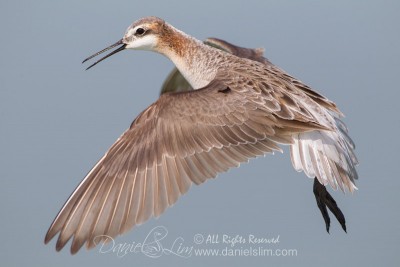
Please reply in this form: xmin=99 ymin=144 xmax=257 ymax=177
xmin=82 ymin=39 xmax=127 ymax=70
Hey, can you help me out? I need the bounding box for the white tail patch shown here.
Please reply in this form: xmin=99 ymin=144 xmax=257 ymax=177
xmin=290 ymin=116 xmax=358 ymax=193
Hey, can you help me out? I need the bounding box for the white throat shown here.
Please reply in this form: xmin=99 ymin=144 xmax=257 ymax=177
xmin=168 ymin=52 xmax=215 ymax=89
xmin=157 ymin=27 xmax=222 ymax=89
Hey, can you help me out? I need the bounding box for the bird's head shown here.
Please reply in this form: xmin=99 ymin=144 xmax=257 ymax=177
xmin=82 ymin=16 xmax=186 ymax=70
xmin=122 ymin=16 xmax=165 ymax=51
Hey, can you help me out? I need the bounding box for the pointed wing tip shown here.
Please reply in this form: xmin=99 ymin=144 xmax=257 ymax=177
xmin=70 ymin=245 xmax=80 ymax=255
xmin=44 ymin=236 xmax=51 ymax=245
xmin=55 ymin=241 xmax=65 ymax=252
xmin=44 ymin=228 xmax=57 ymax=245
xmin=55 ymin=234 xmax=72 ymax=253
xmin=44 ymin=233 xmax=51 ymax=245
xmin=45 ymin=229 xmax=72 ymax=253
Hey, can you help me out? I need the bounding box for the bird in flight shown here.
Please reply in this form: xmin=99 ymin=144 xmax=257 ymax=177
xmin=45 ymin=17 xmax=359 ymax=254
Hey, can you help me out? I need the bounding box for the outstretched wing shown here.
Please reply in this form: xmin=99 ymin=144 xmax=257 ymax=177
xmin=160 ymin=36 xmax=358 ymax=192
xmin=45 ymin=75 xmax=326 ymax=254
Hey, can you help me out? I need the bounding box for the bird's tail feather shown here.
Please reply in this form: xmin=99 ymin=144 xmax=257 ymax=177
xmin=290 ymin=117 xmax=358 ymax=193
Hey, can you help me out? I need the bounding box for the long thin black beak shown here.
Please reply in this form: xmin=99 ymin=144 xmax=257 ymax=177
xmin=82 ymin=39 xmax=127 ymax=70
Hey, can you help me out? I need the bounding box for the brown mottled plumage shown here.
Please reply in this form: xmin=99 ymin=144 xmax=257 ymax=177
xmin=161 ymin=37 xmax=270 ymax=94
xmin=45 ymin=16 xmax=358 ymax=254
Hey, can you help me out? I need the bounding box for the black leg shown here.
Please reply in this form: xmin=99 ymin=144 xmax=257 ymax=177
xmin=313 ymin=178 xmax=347 ymax=233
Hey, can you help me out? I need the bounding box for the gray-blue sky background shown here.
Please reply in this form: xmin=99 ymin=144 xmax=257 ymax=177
xmin=1 ymin=0 xmax=399 ymax=266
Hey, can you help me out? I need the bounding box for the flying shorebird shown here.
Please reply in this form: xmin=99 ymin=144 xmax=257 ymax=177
xmin=45 ymin=17 xmax=359 ymax=254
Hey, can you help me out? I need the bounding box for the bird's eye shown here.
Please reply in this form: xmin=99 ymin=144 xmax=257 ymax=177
xmin=135 ymin=27 xmax=145 ymax=35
